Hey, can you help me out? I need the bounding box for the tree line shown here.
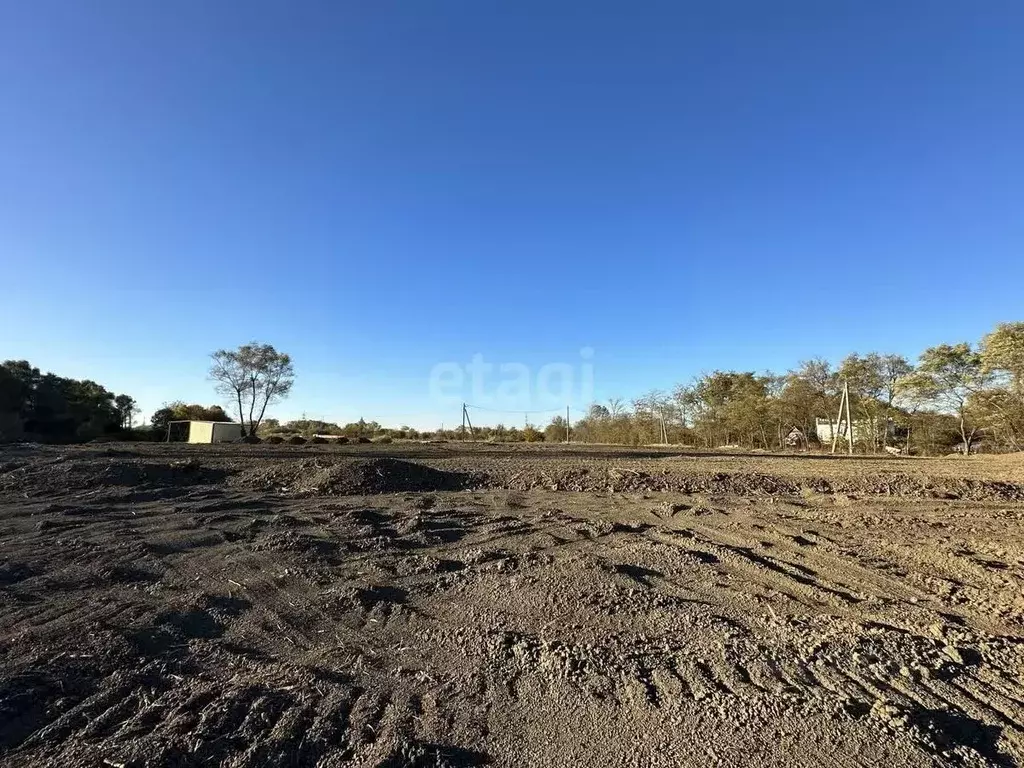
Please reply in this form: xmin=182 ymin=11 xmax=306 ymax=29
xmin=0 ymin=360 xmax=139 ymax=442
xmin=7 ymin=323 xmax=1022 ymax=453
xmin=563 ymin=322 xmax=1024 ymax=454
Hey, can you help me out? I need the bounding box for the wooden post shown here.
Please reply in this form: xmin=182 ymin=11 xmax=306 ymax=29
xmin=844 ymin=380 xmax=854 ymax=456
xmin=831 ymin=388 xmax=846 ymax=454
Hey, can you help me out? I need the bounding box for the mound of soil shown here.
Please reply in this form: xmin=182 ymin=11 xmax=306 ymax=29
xmin=286 ymin=436 xmax=307 ymax=445
xmin=237 ymin=458 xmax=478 ymax=495
xmin=0 ymin=457 xmax=225 ymax=496
xmin=827 ymin=472 xmax=1024 ymax=500
xmin=485 ymin=465 xmax=1024 ymax=501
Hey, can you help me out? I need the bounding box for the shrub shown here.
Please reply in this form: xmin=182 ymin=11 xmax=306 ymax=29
xmin=522 ymin=426 xmax=544 ymax=443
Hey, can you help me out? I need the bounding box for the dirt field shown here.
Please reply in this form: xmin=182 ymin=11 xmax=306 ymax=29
xmin=2 ymin=442 xmax=1024 ymax=767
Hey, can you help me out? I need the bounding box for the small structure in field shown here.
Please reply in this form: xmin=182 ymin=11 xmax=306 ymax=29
xmin=784 ymin=427 xmax=806 ymax=448
xmin=166 ymin=420 xmax=242 ymax=443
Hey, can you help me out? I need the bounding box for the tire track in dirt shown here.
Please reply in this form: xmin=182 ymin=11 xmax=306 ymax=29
xmin=4 ymin=446 xmax=1024 ymax=766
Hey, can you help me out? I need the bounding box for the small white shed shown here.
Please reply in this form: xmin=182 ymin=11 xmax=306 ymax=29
xmin=167 ymin=420 xmax=242 ymax=443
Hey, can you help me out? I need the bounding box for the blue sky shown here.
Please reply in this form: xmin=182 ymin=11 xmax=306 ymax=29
xmin=1 ymin=1 xmax=1022 ymax=429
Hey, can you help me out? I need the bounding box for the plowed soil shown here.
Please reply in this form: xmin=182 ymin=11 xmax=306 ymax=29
xmin=2 ymin=442 xmax=1024 ymax=767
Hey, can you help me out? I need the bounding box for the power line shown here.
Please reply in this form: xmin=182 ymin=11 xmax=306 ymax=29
xmin=464 ymin=403 xmax=566 ymax=414
xmin=464 ymin=403 xmax=591 ymax=415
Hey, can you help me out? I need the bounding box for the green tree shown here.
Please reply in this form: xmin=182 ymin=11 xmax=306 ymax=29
xmin=210 ymin=342 xmax=294 ymax=436
xmin=982 ymin=322 xmax=1024 ymax=390
xmin=838 ymin=353 xmax=912 ymax=450
xmin=978 ymin=322 xmax=1024 ymax=449
xmin=114 ymin=394 xmax=139 ymax=429
xmin=897 ymin=343 xmax=988 ymax=455
xmin=792 ymin=358 xmax=839 ymax=444
xmin=522 ymin=424 xmax=544 ymax=442
xmin=151 ymin=402 xmax=233 ymax=432
xmin=0 ymin=362 xmax=124 ymax=441
xmin=544 ymin=415 xmax=569 ymax=443
xmin=283 ymin=419 xmax=342 ymax=437
xmin=774 ymin=374 xmax=820 ymax=444
xmin=686 ymin=372 xmax=773 ymax=447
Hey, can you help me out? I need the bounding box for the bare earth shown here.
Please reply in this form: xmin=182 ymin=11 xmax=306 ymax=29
xmin=2 ymin=443 xmax=1024 ymax=767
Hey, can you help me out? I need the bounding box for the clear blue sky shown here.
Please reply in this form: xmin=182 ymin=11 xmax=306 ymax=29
xmin=2 ymin=1 xmax=1022 ymax=429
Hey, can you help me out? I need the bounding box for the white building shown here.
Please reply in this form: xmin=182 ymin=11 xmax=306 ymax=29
xmin=814 ymin=417 xmax=895 ymax=445
xmin=167 ymin=420 xmax=242 ymax=443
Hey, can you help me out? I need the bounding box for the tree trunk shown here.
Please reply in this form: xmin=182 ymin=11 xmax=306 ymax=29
xmin=959 ymin=412 xmax=970 ymax=456
xmin=252 ymin=388 xmax=274 ymax=436
xmin=247 ymin=378 xmax=258 ymax=436
xmin=235 ymin=390 xmax=247 ymax=436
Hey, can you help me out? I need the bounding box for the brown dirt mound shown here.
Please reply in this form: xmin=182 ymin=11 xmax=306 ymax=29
xmin=236 ymin=458 xmax=479 ymax=495
xmin=496 ymin=467 xmax=804 ymax=495
xmin=0 ymin=457 xmax=225 ymax=496
xmin=490 ymin=466 xmax=1024 ymax=500
xmin=824 ymin=472 xmax=1024 ymax=500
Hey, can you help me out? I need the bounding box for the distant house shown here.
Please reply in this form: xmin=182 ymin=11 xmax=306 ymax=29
xmin=815 ymin=417 xmax=895 ymax=445
xmin=167 ymin=420 xmax=242 ymax=443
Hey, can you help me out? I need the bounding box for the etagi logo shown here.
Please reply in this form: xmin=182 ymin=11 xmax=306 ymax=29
xmin=428 ymin=348 xmax=594 ymax=409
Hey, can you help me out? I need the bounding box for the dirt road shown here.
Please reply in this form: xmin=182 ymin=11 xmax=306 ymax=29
xmin=2 ymin=443 xmax=1023 ymax=766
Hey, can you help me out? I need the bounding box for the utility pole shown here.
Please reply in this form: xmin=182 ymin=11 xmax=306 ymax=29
xmin=461 ymin=403 xmax=467 ymax=441
xmin=831 ymin=380 xmax=855 ymax=456
xmin=463 ymin=404 xmax=474 ymax=440
xmin=844 ymin=380 xmax=853 ymax=456
xmin=831 ymin=387 xmax=845 ymax=454
xmin=566 ymin=405 xmax=570 ymax=443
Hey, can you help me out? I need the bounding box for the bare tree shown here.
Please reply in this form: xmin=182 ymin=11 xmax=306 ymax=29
xmin=210 ymin=342 xmax=294 ymax=436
